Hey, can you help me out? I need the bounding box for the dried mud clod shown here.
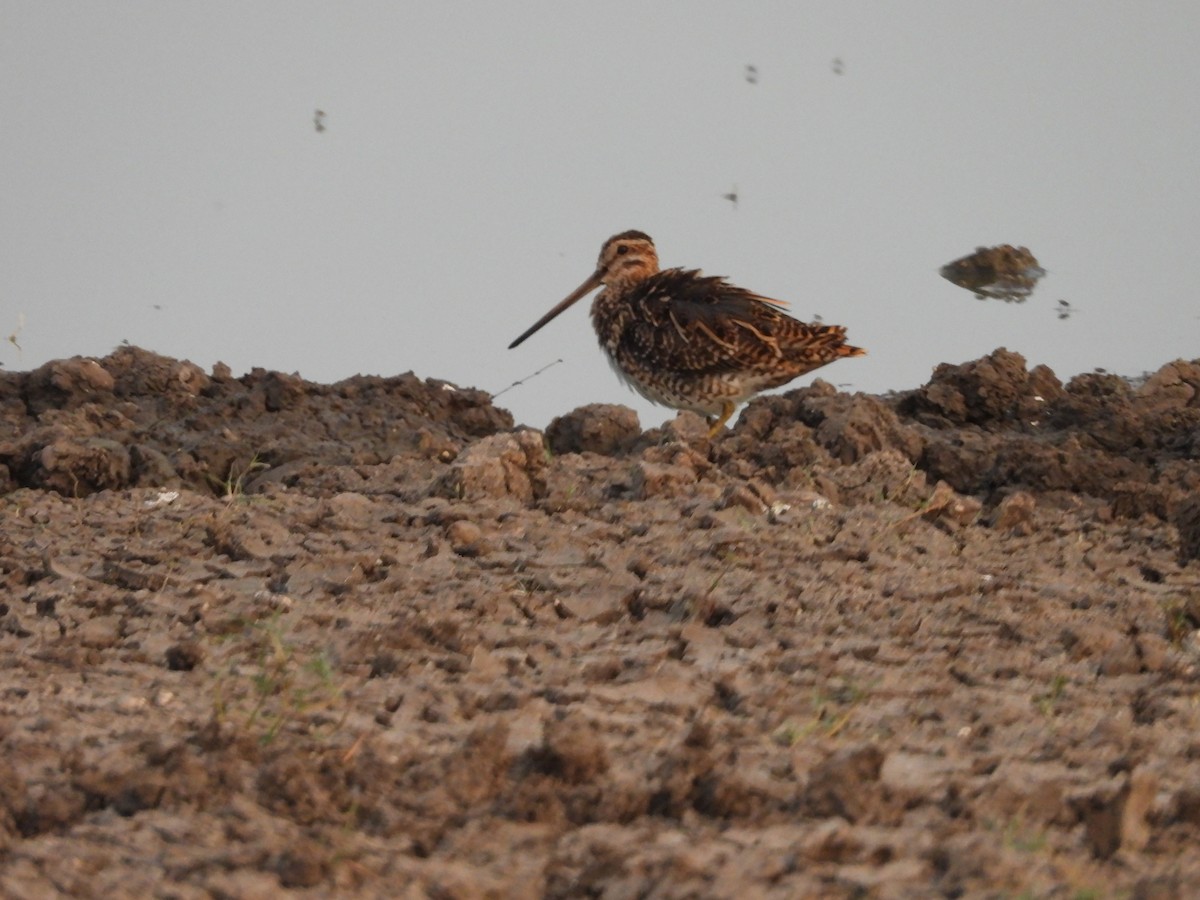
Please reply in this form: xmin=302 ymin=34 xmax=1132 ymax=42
xmin=903 ymin=347 xmax=1052 ymax=427
xmin=940 ymin=244 xmax=1046 ymax=302
xmin=432 ymin=429 xmax=548 ymax=503
xmin=545 ymin=403 xmax=641 ymax=456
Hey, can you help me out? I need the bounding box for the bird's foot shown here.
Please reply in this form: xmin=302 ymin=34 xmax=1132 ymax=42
xmin=705 ymin=402 xmax=736 ymax=439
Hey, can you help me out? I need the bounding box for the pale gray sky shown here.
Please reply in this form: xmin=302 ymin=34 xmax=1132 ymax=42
xmin=3 ymin=3 xmax=1198 ymax=429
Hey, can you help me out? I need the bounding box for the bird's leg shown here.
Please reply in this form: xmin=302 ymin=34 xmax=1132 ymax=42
xmin=705 ymin=401 xmax=736 ymax=438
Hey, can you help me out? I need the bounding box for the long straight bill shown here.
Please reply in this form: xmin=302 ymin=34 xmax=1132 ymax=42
xmin=507 ymin=271 xmax=603 ymax=349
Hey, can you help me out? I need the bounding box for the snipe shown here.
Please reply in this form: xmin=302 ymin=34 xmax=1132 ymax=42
xmin=508 ymin=230 xmax=865 ymax=436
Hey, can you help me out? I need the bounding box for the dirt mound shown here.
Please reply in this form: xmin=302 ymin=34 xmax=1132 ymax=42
xmin=2 ymin=346 xmax=1199 ymax=897
xmin=0 ymin=346 xmax=510 ymax=497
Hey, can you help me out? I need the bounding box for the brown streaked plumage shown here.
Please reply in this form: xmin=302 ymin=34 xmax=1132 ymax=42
xmin=508 ymin=230 xmax=865 ymax=436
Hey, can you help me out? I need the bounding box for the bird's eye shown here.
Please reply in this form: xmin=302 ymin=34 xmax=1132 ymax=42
xmin=616 ymin=245 xmax=629 ymax=255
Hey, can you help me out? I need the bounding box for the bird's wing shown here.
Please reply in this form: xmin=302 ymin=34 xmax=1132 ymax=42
xmin=619 ymin=269 xmax=825 ymax=374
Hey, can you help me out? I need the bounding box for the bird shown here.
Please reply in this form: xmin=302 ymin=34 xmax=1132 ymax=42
xmin=507 ymin=231 xmax=865 ymax=437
